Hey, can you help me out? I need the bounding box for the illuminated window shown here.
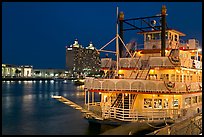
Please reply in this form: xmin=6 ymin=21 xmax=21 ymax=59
xmin=169 ymin=32 xmax=171 ymax=39
xmin=166 ymin=74 xmax=169 ymax=80
xmin=144 ymin=98 xmax=152 ymax=108
xmin=146 ymin=34 xmax=152 ymax=41
xmin=176 ymin=75 xmax=179 ymax=82
xmin=172 ymin=99 xmax=179 ymax=107
xmin=180 ymin=75 xmax=182 ymax=82
xmin=171 ymin=74 xmax=175 ymax=82
xmin=185 ymin=97 xmax=191 ymax=106
xmin=190 ymin=75 xmax=192 ymax=81
xmin=184 ymin=75 xmax=186 ymax=82
xmin=198 ymin=96 xmax=202 ymax=102
xmin=187 ymin=75 xmax=189 ymax=82
xmin=174 ymin=35 xmax=178 ymax=41
xmin=154 ymin=99 xmax=162 ymax=109
xmin=163 ymin=99 xmax=168 ymax=108
xmin=192 ymin=96 xmax=197 ymax=104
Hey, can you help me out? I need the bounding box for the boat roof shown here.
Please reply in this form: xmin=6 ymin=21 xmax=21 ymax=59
xmin=137 ymin=29 xmax=186 ymax=36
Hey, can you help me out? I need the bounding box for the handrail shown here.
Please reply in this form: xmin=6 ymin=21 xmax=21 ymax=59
xmin=129 ymin=56 xmax=141 ymax=78
xmin=136 ymin=56 xmax=150 ymax=79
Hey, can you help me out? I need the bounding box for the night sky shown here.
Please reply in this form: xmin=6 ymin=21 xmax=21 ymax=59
xmin=2 ymin=2 xmax=202 ymax=69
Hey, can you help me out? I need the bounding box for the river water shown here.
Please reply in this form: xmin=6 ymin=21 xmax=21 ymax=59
xmin=2 ymin=80 xmax=115 ymax=135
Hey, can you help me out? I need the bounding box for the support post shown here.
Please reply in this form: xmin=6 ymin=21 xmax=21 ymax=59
xmin=88 ymin=91 xmax=90 ymax=110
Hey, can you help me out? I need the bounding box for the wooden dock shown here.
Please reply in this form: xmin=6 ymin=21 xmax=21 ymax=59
xmin=51 ymin=95 xmax=103 ymax=121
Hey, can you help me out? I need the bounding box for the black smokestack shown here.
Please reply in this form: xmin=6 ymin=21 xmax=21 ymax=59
xmin=161 ymin=5 xmax=167 ymax=57
xmin=119 ymin=11 xmax=124 ymax=58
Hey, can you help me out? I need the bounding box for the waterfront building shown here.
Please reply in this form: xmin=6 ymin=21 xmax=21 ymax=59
xmin=2 ymin=63 xmax=69 ymax=79
xmin=2 ymin=64 xmax=33 ymax=78
xmin=32 ymin=68 xmax=68 ymax=78
xmin=65 ymin=39 xmax=101 ymax=76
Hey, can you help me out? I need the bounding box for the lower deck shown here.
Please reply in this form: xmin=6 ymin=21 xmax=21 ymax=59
xmin=84 ymin=90 xmax=202 ymax=123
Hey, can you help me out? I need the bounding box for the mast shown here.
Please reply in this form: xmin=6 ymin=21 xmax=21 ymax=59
xmin=116 ymin=7 xmax=119 ymax=77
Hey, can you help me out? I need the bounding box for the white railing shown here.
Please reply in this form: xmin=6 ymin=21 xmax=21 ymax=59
xmin=149 ymin=57 xmax=176 ymax=67
xmin=86 ymin=103 xmax=201 ymax=122
xmin=101 ymin=57 xmax=202 ymax=69
xmin=85 ymin=77 xmax=202 ymax=93
xmin=119 ymin=58 xmax=141 ymax=68
xmin=101 ymin=106 xmax=181 ymax=122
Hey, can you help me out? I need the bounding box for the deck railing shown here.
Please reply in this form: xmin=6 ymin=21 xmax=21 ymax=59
xmin=88 ymin=104 xmax=180 ymax=122
xmin=85 ymin=103 xmax=201 ymax=122
xmin=101 ymin=57 xmax=202 ymax=69
xmin=85 ymin=78 xmax=201 ymax=93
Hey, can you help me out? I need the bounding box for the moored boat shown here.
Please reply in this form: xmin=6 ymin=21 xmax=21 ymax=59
xmin=83 ymin=5 xmax=202 ymax=125
xmin=52 ymin=5 xmax=202 ymax=127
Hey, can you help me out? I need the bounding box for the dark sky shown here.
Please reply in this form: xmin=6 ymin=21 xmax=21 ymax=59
xmin=2 ymin=2 xmax=202 ymax=69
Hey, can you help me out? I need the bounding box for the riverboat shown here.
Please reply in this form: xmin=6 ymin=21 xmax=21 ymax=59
xmin=82 ymin=6 xmax=202 ymax=125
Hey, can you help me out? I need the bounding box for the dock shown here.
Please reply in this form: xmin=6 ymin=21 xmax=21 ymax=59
xmin=51 ymin=95 xmax=103 ymax=121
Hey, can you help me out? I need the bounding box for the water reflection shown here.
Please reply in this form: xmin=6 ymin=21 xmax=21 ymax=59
xmin=2 ymin=80 xmax=114 ymax=135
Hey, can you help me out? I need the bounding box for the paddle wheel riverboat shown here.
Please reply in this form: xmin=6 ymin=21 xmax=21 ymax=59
xmin=52 ymin=5 xmax=202 ymax=126
xmin=82 ymin=5 xmax=202 ymax=125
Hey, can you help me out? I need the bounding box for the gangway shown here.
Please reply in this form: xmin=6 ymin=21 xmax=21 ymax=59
xmin=51 ymin=95 xmax=104 ymax=121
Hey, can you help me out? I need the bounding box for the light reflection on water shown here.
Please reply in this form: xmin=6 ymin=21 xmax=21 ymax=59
xmin=2 ymin=80 xmax=115 ymax=135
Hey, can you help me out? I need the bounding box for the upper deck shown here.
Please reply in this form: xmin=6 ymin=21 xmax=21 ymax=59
xmin=85 ymin=77 xmax=202 ymax=94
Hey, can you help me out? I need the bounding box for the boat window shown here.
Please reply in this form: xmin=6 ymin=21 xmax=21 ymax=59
xmin=154 ymin=99 xmax=162 ymax=109
xmin=166 ymin=74 xmax=169 ymax=81
xmin=172 ymin=99 xmax=179 ymax=107
xmin=149 ymin=74 xmax=157 ymax=80
xmin=160 ymin=74 xmax=169 ymax=80
xmin=185 ymin=97 xmax=191 ymax=107
xmin=184 ymin=75 xmax=186 ymax=82
xmin=179 ymin=75 xmax=182 ymax=82
xmin=176 ymin=75 xmax=179 ymax=82
xmin=190 ymin=75 xmax=193 ymax=81
xmin=198 ymin=96 xmax=202 ymax=102
xmin=192 ymin=96 xmax=197 ymax=104
xmin=144 ymin=98 xmax=152 ymax=108
xmin=174 ymin=35 xmax=178 ymax=41
xmin=169 ymin=32 xmax=171 ymax=39
xmin=163 ymin=99 xmax=168 ymax=108
xmin=152 ymin=45 xmax=157 ymax=49
xmin=146 ymin=34 xmax=152 ymax=41
xmin=198 ymin=76 xmax=202 ymax=82
xmin=165 ymin=32 xmax=168 ymax=39
xmin=187 ymin=75 xmax=189 ymax=82
xmin=171 ymin=74 xmax=175 ymax=82
xmin=191 ymin=56 xmax=195 ymax=60
xmin=153 ymin=33 xmax=161 ymax=40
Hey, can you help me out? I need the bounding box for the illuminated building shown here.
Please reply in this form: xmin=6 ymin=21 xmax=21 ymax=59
xmin=65 ymin=39 xmax=100 ymax=76
xmin=2 ymin=64 xmax=33 ymax=77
